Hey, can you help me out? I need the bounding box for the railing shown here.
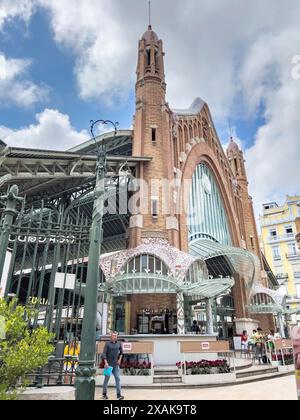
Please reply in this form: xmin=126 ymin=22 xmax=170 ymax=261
xmin=267 ymin=233 xmax=295 ymax=242
xmin=261 ymin=216 xmax=295 ymax=228
xmin=265 ymin=339 xmax=294 ymax=368
xmin=24 ymin=356 xmax=79 ymax=388
xmin=238 ymin=340 xmax=295 ymax=368
xmin=286 ymin=253 xmax=300 ymax=259
xmin=276 ymin=273 xmax=289 ymax=280
xmin=286 ymin=295 xmax=300 ymax=303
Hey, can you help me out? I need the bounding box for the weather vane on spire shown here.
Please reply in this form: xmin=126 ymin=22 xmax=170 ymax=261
xmin=148 ymin=0 xmax=152 ymax=28
xmin=228 ymin=118 xmax=234 ymax=140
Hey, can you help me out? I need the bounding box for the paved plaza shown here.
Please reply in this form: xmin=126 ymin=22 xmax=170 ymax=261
xmin=95 ymin=375 xmax=297 ymax=401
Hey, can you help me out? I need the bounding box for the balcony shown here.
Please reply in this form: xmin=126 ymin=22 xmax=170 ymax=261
xmin=261 ymin=216 xmax=295 ymax=228
xmin=286 ymin=295 xmax=300 ymax=305
xmin=286 ymin=253 xmax=300 ymax=261
xmin=275 ymin=273 xmax=288 ymax=285
xmin=267 ymin=233 xmax=295 ymax=243
xmin=296 ymin=233 xmax=300 ymax=248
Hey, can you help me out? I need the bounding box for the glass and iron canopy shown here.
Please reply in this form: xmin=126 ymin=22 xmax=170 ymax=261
xmin=189 ymin=239 xmax=261 ymax=298
xmin=99 ymin=239 xmax=234 ymax=299
xmin=188 ymin=162 xmax=232 ymax=246
xmin=247 ymin=285 xmax=286 ymax=315
xmin=187 ymin=162 xmax=261 ymax=299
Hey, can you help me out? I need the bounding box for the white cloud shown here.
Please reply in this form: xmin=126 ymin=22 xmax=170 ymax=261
xmin=0 ymin=108 xmax=88 ymax=150
xmin=0 ymin=52 xmax=48 ymax=107
xmin=243 ymin=26 xmax=300 ymax=216
xmin=0 ymin=0 xmax=35 ymax=30
xmin=1 ymin=0 xmax=300 ymax=217
xmin=38 ymin=0 xmax=136 ymax=105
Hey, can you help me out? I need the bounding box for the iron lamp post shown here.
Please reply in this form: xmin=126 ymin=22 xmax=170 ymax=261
xmin=0 ymin=185 xmax=23 ymax=294
xmin=75 ymin=119 xmax=118 ymax=401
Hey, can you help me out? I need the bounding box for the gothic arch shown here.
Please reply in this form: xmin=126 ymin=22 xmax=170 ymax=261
xmin=178 ymin=142 xmax=241 ymax=251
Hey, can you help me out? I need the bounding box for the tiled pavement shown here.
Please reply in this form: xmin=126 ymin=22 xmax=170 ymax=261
xmin=95 ymin=375 xmax=297 ymax=401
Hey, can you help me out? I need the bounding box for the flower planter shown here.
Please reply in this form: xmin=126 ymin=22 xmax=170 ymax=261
xmin=179 ymin=360 xmax=230 ymax=376
xmin=183 ymin=373 xmax=236 ymax=385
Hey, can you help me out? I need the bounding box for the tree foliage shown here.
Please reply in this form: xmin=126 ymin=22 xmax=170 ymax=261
xmin=0 ymin=299 xmax=54 ymax=400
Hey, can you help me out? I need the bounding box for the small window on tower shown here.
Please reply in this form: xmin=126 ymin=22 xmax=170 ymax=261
xmin=146 ymin=48 xmax=151 ymax=66
xmin=154 ymin=49 xmax=159 ymax=73
xmin=152 ymin=128 xmax=157 ymax=143
xmin=151 ymin=197 xmax=159 ymax=218
xmin=234 ymin=158 xmax=238 ymax=174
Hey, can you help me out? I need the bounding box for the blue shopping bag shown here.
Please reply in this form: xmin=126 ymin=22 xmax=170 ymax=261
xmin=103 ymin=366 xmax=113 ymax=377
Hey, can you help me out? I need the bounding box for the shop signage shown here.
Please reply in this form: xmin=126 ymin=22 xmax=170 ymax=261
xmin=28 ymin=297 xmax=48 ymax=306
xmin=291 ymin=327 xmax=300 ymax=400
xmin=9 ymin=234 xmax=76 ymax=244
xmin=54 ymin=273 xmax=76 ymax=290
xmin=201 ymin=342 xmax=210 ymax=350
xmin=122 ymin=343 xmax=133 ymax=352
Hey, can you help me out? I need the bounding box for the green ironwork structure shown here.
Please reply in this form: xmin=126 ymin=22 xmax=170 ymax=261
xmin=247 ymin=304 xmax=284 ymax=314
xmin=189 ymin=239 xmax=260 ymax=298
xmin=0 ymin=130 xmax=147 ymax=395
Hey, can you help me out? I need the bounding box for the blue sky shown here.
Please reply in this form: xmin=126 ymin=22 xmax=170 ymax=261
xmin=0 ymin=0 xmax=299 ymax=216
xmin=0 ymin=8 xmax=134 ymax=133
xmin=0 ymin=3 xmax=263 ymax=148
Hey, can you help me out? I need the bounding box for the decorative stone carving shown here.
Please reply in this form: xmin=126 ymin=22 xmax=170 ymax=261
xmin=166 ymin=216 xmax=179 ymax=231
xmin=129 ymin=215 xmax=144 ymax=229
xmin=179 ymin=152 xmax=187 ymax=163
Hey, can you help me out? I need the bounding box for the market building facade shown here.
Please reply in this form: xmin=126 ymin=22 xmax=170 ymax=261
xmin=0 ymin=25 xmax=286 ymax=342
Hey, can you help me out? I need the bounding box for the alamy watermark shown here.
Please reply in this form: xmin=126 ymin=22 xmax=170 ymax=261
xmin=96 ymin=178 xmax=205 ymax=220
xmin=0 ymin=316 xmax=5 ymax=340
xmin=292 ymin=55 xmax=300 ymax=80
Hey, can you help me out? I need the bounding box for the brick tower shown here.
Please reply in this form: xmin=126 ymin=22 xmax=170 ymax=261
xmin=227 ymin=138 xmax=265 ymax=283
xmin=129 ymin=25 xmax=179 ymax=248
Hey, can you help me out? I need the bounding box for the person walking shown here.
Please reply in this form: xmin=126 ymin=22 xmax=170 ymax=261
xmin=102 ymin=332 xmax=124 ymax=400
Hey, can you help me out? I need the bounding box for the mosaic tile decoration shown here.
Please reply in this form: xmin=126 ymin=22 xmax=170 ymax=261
xmin=100 ymin=238 xmax=197 ymax=281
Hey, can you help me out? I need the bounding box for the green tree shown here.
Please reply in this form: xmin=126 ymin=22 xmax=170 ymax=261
xmin=0 ymin=299 xmax=54 ymax=400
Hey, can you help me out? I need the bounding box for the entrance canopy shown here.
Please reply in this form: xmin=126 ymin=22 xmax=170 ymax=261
xmin=247 ymin=284 xmax=285 ymax=315
xmin=99 ymin=238 xmax=234 ymax=299
xmin=189 ymin=239 xmax=261 ymax=297
xmin=104 ymin=272 xmax=234 ymax=298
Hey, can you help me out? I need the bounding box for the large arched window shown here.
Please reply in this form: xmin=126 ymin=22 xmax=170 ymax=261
xmin=125 ymin=254 xmax=169 ymax=276
xmin=251 ymin=293 xmax=275 ymax=306
xmin=188 ymin=162 xmax=232 ymax=245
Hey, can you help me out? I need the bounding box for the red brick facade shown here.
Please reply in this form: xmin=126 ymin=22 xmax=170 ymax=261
xmin=128 ymin=26 xmax=266 ymax=324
